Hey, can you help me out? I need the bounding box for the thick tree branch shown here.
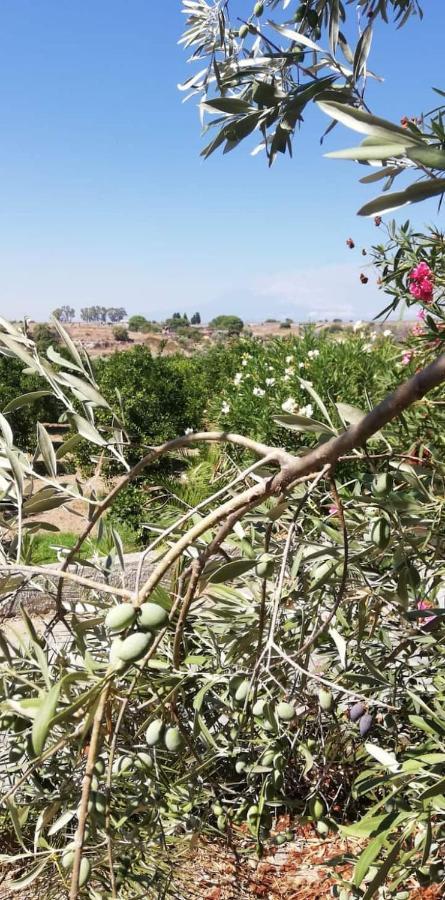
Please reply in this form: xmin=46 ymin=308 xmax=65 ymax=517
xmin=274 ymin=354 xmax=445 ymax=492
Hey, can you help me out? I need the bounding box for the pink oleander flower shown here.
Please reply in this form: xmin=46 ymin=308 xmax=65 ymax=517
xmin=410 ymin=261 xmax=431 ymax=280
xmin=328 ymin=504 xmax=339 ymax=517
xmin=411 ymin=323 xmax=424 ymax=337
xmin=408 ymin=262 xmax=434 ymax=303
xmin=402 ymin=350 xmax=414 ymax=365
xmin=417 ymin=599 xmax=438 ymax=627
xmin=416 ymin=307 xmax=426 ymax=320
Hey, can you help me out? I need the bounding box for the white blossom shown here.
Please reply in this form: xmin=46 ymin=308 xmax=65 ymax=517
xmin=265 ymin=377 xmax=275 ymax=386
xmin=253 ymin=387 xmax=265 ymax=397
xmin=184 ymin=428 xmax=194 ymax=435
xmin=307 ymin=349 xmax=320 ymax=359
xmin=370 ymin=331 xmax=378 ymax=341
xmin=281 ymin=397 xmax=297 ymax=414
xmin=285 ymin=355 xmax=293 ymax=364
xmin=221 ymin=400 xmax=230 ymax=414
xmin=298 ymin=361 xmax=305 ymax=369
xmin=241 ymin=358 xmax=248 ymax=367
xmin=363 ymin=343 xmax=373 ymax=353
xmin=284 ymin=366 xmax=294 ymax=376
xmin=299 ymin=403 xmax=314 ymax=418
xmin=353 ymin=320 xmax=363 ymax=332
xmin=234 ymin=372 xmax=243 ymax=386
xmin=383 ymin=329 xmax=392 ymax=337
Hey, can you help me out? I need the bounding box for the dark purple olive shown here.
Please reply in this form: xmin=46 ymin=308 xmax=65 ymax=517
xmin=349 ymin=702 xmax=365 ymax=723
xmin=359 ymin=714 xmax=373 ymax=737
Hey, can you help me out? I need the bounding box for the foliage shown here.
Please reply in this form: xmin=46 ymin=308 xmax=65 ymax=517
xmin=209 ymin=314 xmax=244 ymax=334
xmin=92 ymin=345 xmax=208 ymax=463
xmin=128 ymin=315 xmax=149 ymax=332
xmin=107 ymin=307 xmax=127 ymax=324
xmin=32 ymin=323 xmax=61 ymax=355
xmin=112 ymin=325 xmax=129 ymax=342
xmin=318 ymin=96 xmax=445 ymax=215
xmin=52 ymin=306 xmax=75 ymax=323
xmin=164 ymin=313 xmax=190 ymax=330
xmin=206 ymin=329 xmax=404 ymax=450
xmin=0 ymin=315 xmax=445 ymax=898
xmin=180 ymin=1 xmax=445 ymax=217
xmin=128 ymin=315 xmax=161 ymax=333
xmin=180 ymin=0 xmax=422 ymax=166
xmin=190 ymin=311 xmax=201 ymax=325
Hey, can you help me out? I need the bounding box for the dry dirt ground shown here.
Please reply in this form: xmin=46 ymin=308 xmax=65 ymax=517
xmin=38 ymin=322 xmax=305 ymax=359
xmin=175 ymin=821 xmax=443 ymax=900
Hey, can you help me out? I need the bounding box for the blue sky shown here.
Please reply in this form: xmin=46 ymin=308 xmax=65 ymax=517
xmin=0 ymin=1 xmax=443 ymax=324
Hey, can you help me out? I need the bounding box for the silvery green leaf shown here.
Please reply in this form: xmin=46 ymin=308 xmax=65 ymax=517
xmin=208 ymin=559 xmax=257 ymax=583
xmin=353 ymin=24 xmax=373 ymax=82
xmin=273 ymin=414 xmax=333 ymax=435
xmin=358 ymin=178 xmax=445 ymax=216
xmin=9 ymin=859 xmax=49 ymax=890
xmin=47 ymin=809 xmax=76 ymax=836
xmin=317 ymin=100 xmax=423 ymax=144
xmin=37 ymin=423 xmax=57 ymax=478
xmin=32 ymin=681 xmax=62 ymax=755
xmin=56 ymin=372 xmax=109 ymax=408
xmin=0 ymin=411 xmax=13 ymax=446
xmin=3 ymin=391 xmax=53 ymax=413
xmin=329 ymin=0 xmax=340 ymax=53
xmin=0 ymin=333 xmax=38 ymax=370
xmin=325 ymin=143 xmax=412 ymax=161
xmin=406 ymin=145 xmax=445 ymax=169
xmin=70 ymin=414 xmax=108 ymax=447
xmin=51 ymin=317 xmax=84 ymax=368
xmin=364 ymin=742 xmax=399 ymax=772
xmin=4 ymin=447 xmax=24 ymax=499
xmin=268 ymin=21 xmax=324 ymax=53
xmin=46 ymin=344 xmax=83 ymax=372
xmin=55 ymin=433 xmax=82 ymax=459
xmin=202 ymin=97 xmax=253 ymax=114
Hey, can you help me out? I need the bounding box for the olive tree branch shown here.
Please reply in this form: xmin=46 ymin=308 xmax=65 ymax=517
xmin=53 ymin=432 xmax=290 ymax=619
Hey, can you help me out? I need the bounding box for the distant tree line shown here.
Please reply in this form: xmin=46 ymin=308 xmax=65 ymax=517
xmin=52 ymin=306 xmax=127 ymax=324
xmin=49 ymin=307 xmax=250 ymax=337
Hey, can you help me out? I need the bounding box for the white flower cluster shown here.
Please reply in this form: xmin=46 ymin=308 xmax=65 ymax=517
xmin=281 ymin=398 xmax=314 ymax=418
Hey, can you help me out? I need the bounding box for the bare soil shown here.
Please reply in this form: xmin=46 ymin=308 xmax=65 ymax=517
xmin=175 ymin=820 xmax=442 ymax=899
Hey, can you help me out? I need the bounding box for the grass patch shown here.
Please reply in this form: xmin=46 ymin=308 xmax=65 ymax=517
xmin=29 ymin=524 xmax=139 ymax=564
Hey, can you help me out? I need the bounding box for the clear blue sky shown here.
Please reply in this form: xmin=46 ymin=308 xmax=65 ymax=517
xmin=0 ymin=1 xmax=443 ymax=324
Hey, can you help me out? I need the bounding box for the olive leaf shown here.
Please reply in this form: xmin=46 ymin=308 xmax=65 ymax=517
xmin=32 ymin=681 xmax=62 ymax=755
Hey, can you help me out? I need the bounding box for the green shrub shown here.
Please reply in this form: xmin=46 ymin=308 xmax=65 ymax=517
xmin=209 ymin=314 xmax=244 ymax=335
xmin=93 ymin=346 xmax=207 ymax=462
xmin=128 ymin=315 xmax=148 ymax=332
xmin=112 ymin=325 xmax=129 ymax=342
